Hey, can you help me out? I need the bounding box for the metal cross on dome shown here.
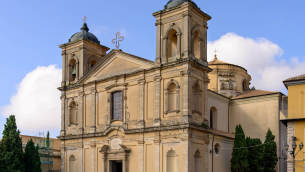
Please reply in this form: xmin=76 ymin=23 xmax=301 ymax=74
xmin=83 ymin=16 xmax=87 ymax=23
xmin=112 ymin=32 xmax=124 ymax=49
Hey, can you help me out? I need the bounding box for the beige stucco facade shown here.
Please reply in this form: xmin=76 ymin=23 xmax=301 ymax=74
xmin=59 ymin=1 xmax=233 ymax=172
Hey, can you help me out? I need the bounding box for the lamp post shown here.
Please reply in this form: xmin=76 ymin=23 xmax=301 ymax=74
xmin=285 ymin=136 xmax=304 ymax=172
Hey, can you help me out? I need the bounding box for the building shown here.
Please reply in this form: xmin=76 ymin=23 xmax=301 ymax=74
xmin=58 ymin=0 xmax=287 ymax=171
xmin=21 ymin=135 xmax=61 ymax=172
xmin=283 ymin=74 xmax=305 ymax=172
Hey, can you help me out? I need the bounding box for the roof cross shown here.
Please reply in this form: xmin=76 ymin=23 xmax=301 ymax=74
xmin=83 ymin=16 xmax=87 ymax=23
xmin=112 ymin=32 xmax=124 ymax=49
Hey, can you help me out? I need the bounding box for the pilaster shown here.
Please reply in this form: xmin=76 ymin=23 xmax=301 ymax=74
xmin=138 ymin=79 xmax=145 ymax=127
xmin=78 ymin=91 xmax=85 ymax=133
xmin=154 ymin=76 xmax=161 ymax=126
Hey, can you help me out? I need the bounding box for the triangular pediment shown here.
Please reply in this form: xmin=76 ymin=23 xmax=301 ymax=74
xmin=83 ymin=50 xmax=154 ymax=83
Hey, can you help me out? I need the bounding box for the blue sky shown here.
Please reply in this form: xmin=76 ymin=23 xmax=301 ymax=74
xmin=0 ymin=0 xmax=304 ymax=137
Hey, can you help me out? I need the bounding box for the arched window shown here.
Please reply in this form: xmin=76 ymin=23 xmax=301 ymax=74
xmin=69 ymin=101 xmax=78 ymax=125
xmin=167 ymin=149 xmax=177 ymax=172
xmin=210 ymin=107 xmax=217 ymax=129
xmin=167 ymin=29 xmax=178 ymax=59
xmin=69 ymin=155 xmax=76 ymax=172
xmin=193 ymin=30 xmax=201 ymax=59
xmin=192 ymin=82 xmax=202 ymax=114
xmin=194 ymin=150 xmax=201 ymax=172
xmin=166 ymin=80 xmax=180 ymax=113
xmin=111 ymin=91 xmax=123 ymax=121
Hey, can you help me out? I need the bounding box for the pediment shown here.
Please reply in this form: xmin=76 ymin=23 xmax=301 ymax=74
xmin=83 ymin=50 xmax=154 ymax=83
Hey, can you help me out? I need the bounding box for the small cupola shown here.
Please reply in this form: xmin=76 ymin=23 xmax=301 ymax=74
xmin=164 ymin=0 xmax=198 ymax=9
xmin=69 ymin=22 xmax=100 ymax=44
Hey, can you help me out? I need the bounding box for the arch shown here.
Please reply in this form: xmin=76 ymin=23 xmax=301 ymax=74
xmin=69 ymin=155 xmax=76 ymax=172
xmin=167 ymin=149 xmax=177 ymax=172
xmin=192 ymin=81 xmax=202 ymax=114
xmin=164 ymin=25 xmax=182 ymax=38
xmin=194 ymin=150 xmax=201 ymax=172
xmin=69 ymin=58 xmax=78 ymax=81
xmin=165 ymin=80 xmax=180 ymax=113
xmin=210 ymin=107 xmax=217 ymax=129
xmin=69 ymin=101 xmax=78 ymax=125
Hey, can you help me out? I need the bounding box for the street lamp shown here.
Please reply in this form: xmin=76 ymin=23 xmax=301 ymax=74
xmin=285 ymin=136 xmax=304 ymax=172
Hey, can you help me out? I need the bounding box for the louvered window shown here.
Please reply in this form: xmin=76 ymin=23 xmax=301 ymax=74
xmin=111 ymin=91 xmax=123 ymax=120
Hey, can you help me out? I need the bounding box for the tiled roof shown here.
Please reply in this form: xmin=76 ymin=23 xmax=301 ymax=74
xmin=233 ymin=90 xmax=278 ymax=99
xmin=283 ymin=74 xmax=305 ymax=83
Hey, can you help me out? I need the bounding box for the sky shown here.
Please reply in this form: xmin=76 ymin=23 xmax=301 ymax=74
xmin=0 ymin=0 xmax=305 ymax=138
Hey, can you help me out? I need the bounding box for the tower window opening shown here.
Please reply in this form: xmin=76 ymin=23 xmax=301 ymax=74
xmin=167 ymin=29 xmax=178 ymax=59
xmin=69 ymin=59 xmax=77 ymax=81
xmin=193 ymin=31 xmax=200 ymax=59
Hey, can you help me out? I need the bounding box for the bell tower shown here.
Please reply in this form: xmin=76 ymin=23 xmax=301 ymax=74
xmin=153 ymin=0 xmax=211 ymax=65
xmin=60 ymin=21 xmax=109 ymax=86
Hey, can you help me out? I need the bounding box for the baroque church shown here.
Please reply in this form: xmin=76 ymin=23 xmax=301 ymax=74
xmin=58 ymin=0 xmax=288 ymax=171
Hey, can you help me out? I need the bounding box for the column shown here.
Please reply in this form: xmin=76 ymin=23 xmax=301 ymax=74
xmin=162 ymin=38 xmax=168 ymax=63
xmin=154 ymin=76 xmax=161 ymax=125
xmin=177 ymin=33 xmax=182 ymax=59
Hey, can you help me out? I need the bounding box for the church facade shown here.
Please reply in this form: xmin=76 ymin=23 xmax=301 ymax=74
xmin=58 ymin=1 xmax=287 ymax=172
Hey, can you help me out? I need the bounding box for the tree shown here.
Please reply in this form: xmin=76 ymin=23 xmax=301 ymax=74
xmin=246 ymin=137 xmax=264 ymax=172
xmin=263 ymin=129 xmax=278 ymax=172
xmin=46 ymin=131 xmax=50 ymax=148
xmin=231 ymin=125 xmax=248 ymax=172
xmin=0 ymin=115 xmax=24 ymax=172
xmin=24 ymin=139 xmax=41 ymax=172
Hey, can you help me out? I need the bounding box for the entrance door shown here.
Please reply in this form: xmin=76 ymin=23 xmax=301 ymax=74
xmin=110 ymin=160 xmax=123 ymax=172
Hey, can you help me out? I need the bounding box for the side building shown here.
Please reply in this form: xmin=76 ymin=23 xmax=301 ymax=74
xmin=21 ymin=135 xmax=61 ymax=172
xmin=207 ymin=55 xmax=288 ymax=172
xmin=283 ymin=74 xmax=305 ymax=172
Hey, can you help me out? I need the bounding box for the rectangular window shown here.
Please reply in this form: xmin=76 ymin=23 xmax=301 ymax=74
xmin=111 ymin=91 xmax=123 ymax=121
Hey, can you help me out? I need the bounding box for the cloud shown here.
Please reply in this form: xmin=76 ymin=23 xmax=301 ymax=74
xmin=207 ymin=33 xmax=305 ymax=91
xmin=1 ymin=65 xmax=61 ymax=133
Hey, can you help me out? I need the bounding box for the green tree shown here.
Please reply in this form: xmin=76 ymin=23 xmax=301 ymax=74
xmin=231 ymin=125 xmax=248 ymax=172
xmin=46 ymin=131 xmax=50 ymax=148
xmin=0 ymin=115 xmax=24 ymax=172
xmin=263 ymin=129 xmax=278 ymax=172
xmin=24 ymin=139 xmax=41 ymax=172
xmin=246 ymin=137 xmax=264 ymax=172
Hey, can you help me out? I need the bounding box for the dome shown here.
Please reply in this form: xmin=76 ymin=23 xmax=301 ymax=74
xmin=69 ymin=22 xmax=100 ymax=44
xmin=164 ymin=0 xmax=197 ymax=9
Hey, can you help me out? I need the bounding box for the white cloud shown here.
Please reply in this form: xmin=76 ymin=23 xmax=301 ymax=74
xmin=207 ymin=33 xmax=305 ymax=91
xmin=1 ymin=65 xmax=61 ymax=133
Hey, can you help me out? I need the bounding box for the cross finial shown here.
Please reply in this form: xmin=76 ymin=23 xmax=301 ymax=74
xmin=83 ymin=16 xmax=87 ymax=23
xmin=112 ymin=32 xmax=124 ymax=49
